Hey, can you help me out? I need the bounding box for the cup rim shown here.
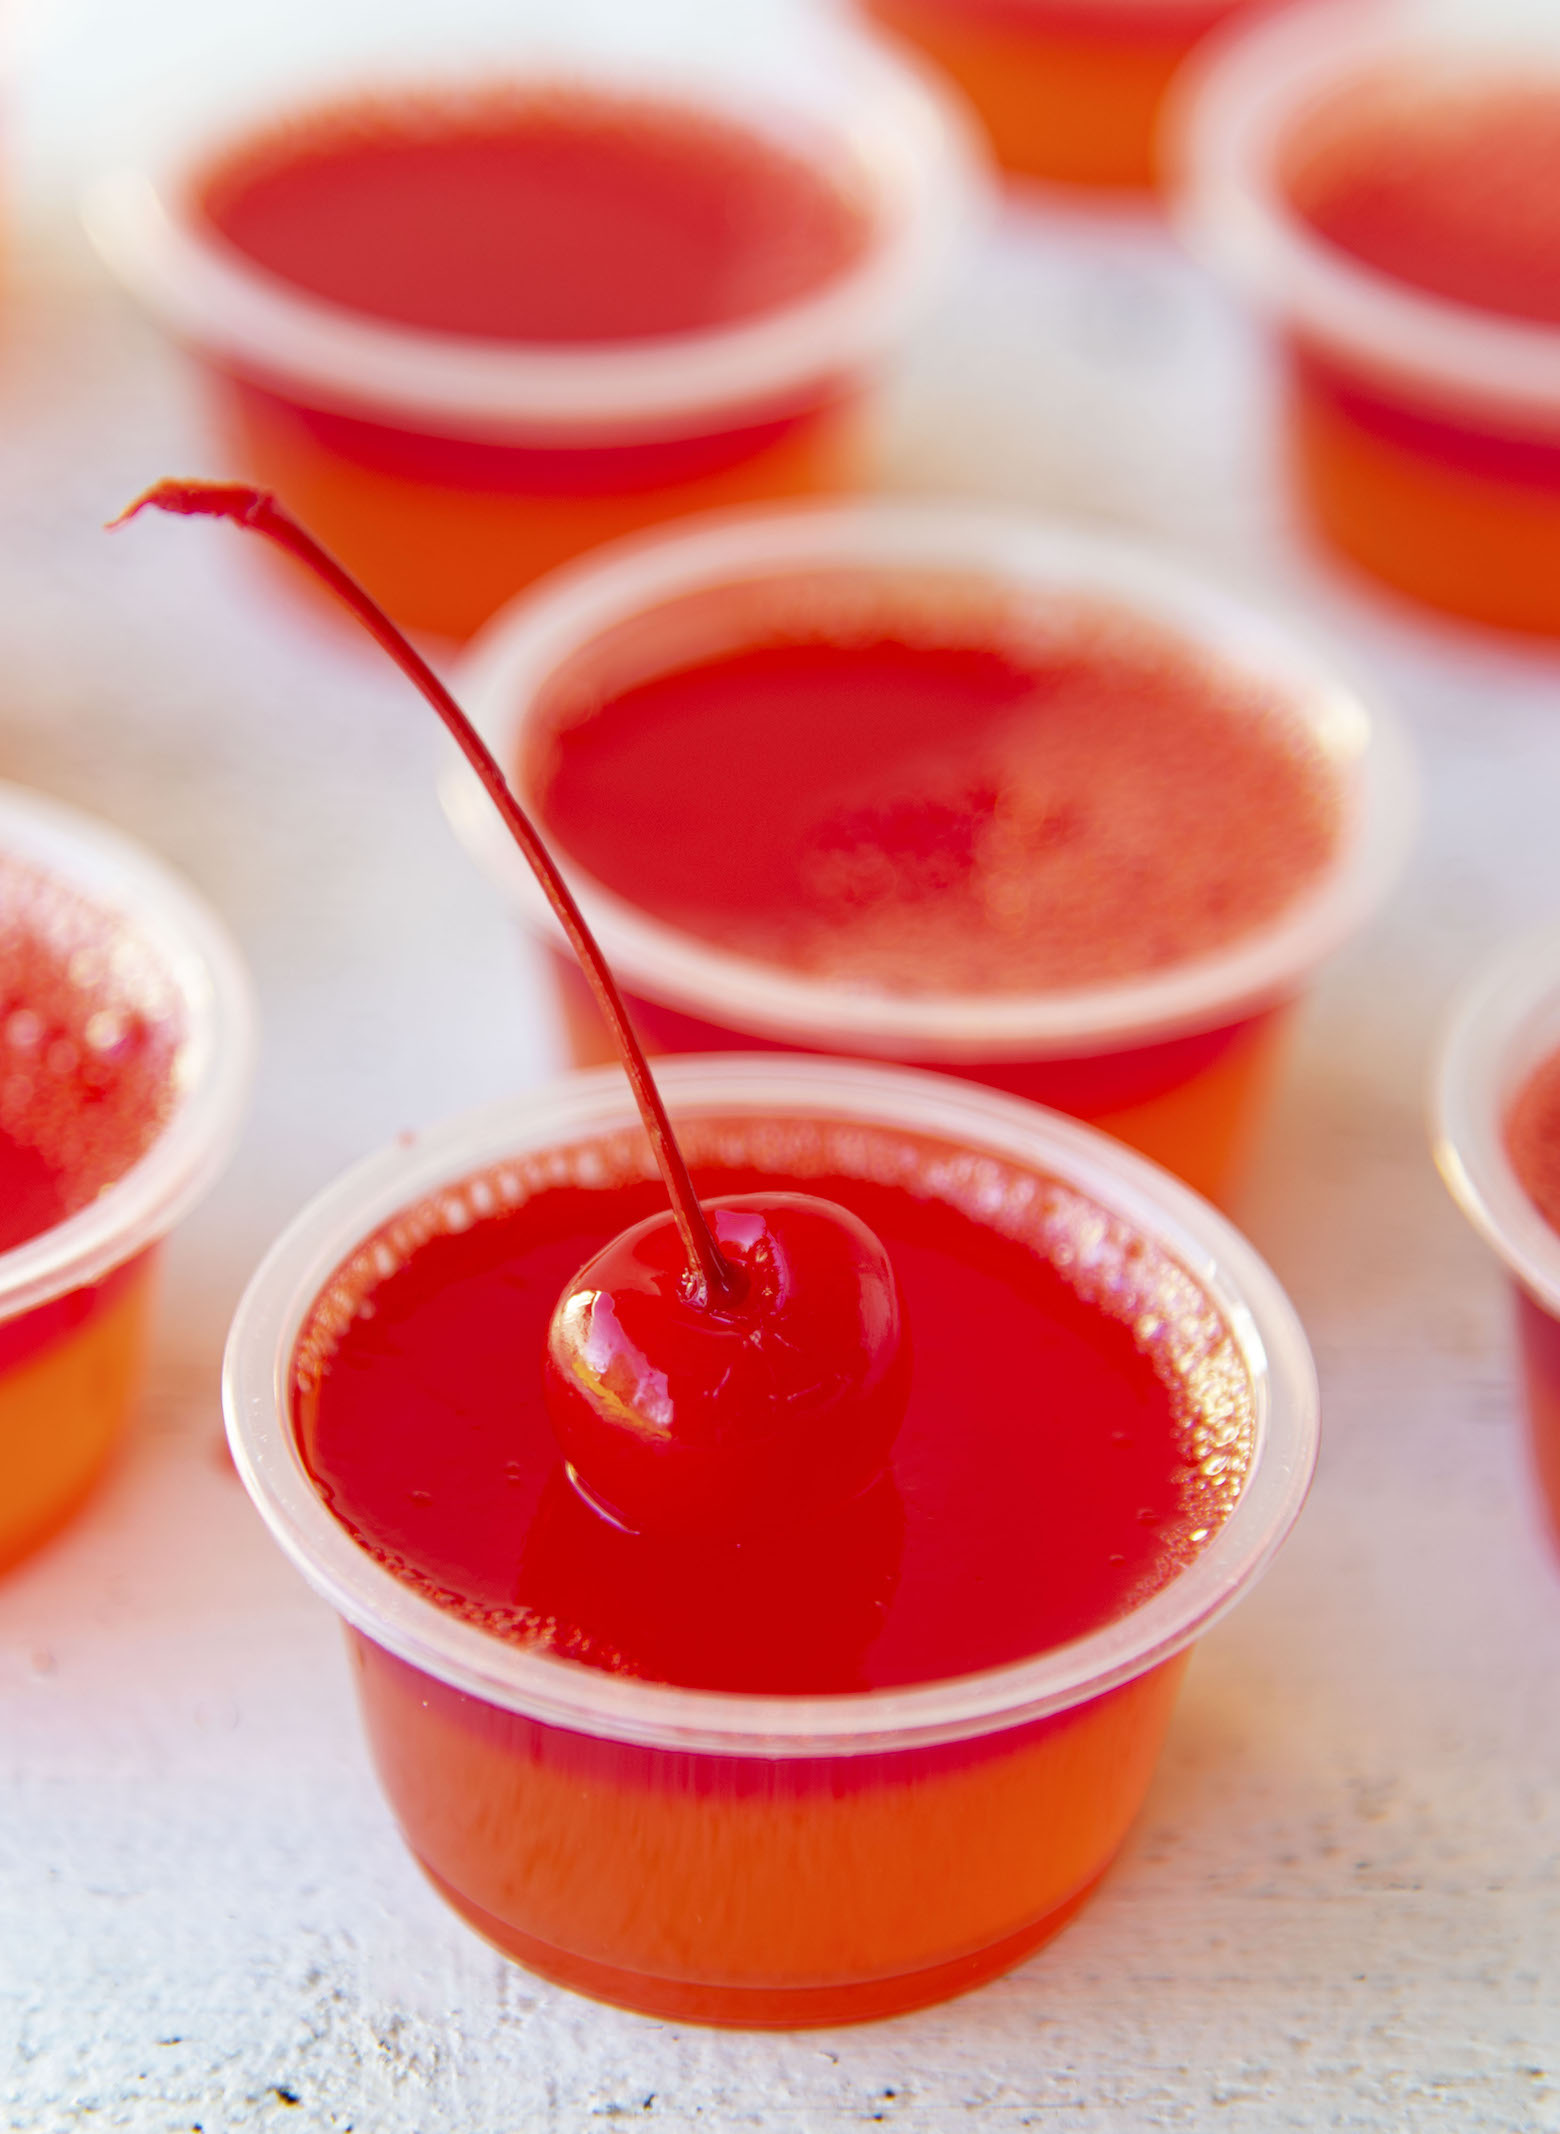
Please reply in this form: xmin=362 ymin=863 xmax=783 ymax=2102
xmin=1432 ymin=928 xmax=1560 ymax=1321
xmin=1166 ymin=0 xmax=1560 ymax=427
xmin=81 ymin=23 xmax=983 ymax=441
xmin=443 ymin=498 xmax=1415 ymax=1060
xmin=222 ymin=1053 xmax=1318 ymax=1759
xmin=0 ymin=781 xmax=255 ymax=1320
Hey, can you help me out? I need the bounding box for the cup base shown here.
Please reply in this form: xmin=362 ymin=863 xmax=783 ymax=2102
xmin=417 ymin=1855 xmax=1106 ymax=2027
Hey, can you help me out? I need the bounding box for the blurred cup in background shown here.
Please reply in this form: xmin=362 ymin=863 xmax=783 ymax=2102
xmin=84 ymin=12 xmax=981 ymax=641
xmin=1171 ymin=0 xmax=1560 ymax=637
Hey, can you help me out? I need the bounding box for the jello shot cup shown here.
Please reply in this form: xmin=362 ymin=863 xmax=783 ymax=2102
xmin=224 ymin=1053 xmax=1317 ymax=2027
xmin=1433 ymin=933 xmax=1560 ymax=1559
xmin=443 ymin=502 xmax=1413 ymax=1205
xmin=83 ymin=17 xmax=979 ymax=641
xmin=0 ymin=782 xmax=252 ymax=1570
xmin=862 ymin=0 xmax=1280 ymax=191
xmin=1171 ymin=0 xmax=1560 ymax=636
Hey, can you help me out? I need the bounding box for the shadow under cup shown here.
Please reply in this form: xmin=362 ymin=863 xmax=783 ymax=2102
xmin=0 ymin=783 xmax=252 ymax=1572
xmin=445 ymin=504 xmax=1413 ymax=1207
xmin=223 ymin=1056 xmax=1318 ymax=2027
xmin=1434 ymin=934 xmax=1560 ymax=1559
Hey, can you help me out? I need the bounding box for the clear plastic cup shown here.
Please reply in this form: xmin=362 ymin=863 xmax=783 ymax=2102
xmin=1433 ymin=931 xmax=1560 ymax=1557
xmin=0 ymin=782 xmax=253 ymax=1570
xmin=442 ymin=500 xmax=1414 ymax=1206
xmin=861 ymin=0 xmax=1277 ymax=191
xmin=223 ymin=1052 xmax=1317 ymax=2026
xmin=1170 ymin=0 xmax=1560 ymax=636
xmin=82 ymin=15 xmax=981 ymax=642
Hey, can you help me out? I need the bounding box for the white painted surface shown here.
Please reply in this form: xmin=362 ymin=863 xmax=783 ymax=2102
xmin=3 ymin=4 xmax=1560 ymax=2130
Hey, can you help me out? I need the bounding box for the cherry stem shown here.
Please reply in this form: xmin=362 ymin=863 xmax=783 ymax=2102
xmin=111 ymin=479 xmax=737 ymax=1309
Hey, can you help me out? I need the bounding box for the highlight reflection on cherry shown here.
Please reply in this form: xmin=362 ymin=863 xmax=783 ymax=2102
xmin=546 ymin=1191 xmax=908 ymax=1536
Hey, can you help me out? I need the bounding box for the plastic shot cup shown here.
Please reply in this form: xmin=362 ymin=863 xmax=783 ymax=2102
xmin=0 ymin=783 xmax=253 ymax=1571
xmin=223 ymin=1053 xmax=1317 ymax=2027
xmin=83 ymin=17 xmax=980 ymax=642
xmin=1170 ymin=0 xmax=1560 ymax=637
xmin=442 ymin=502 xmax=1414 ymax=1207
xmin=1433 ymin=932 xmax=1560 ymax=1557
xmin=861 ymin=0 xmax=1281 ymax=191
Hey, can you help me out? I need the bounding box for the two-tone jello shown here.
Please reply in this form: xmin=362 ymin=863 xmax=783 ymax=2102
xmin=447 ymin=504 xmax=1412 ymax=1202
xmin=225 ymin=1056 xmax=1317 ymax=2025
xmin=1173 ymin=1 xmax=1560 ymax=636
xmin=0 ymin=782 xmax=251 ymax=1569
xmin=86 ymin=23 xmax=977 ymax=638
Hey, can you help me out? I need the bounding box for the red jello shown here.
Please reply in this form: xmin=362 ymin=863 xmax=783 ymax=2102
xmin=1173 ymin=3 xmax=1560 ymax=636
xmin=297 ymin=1119 xmax=1248 ymax=1695
xmin=226 ymin=1057 xmax=1318 ymax=2025
xmin=450 ymin=505 xmax=1409 ymax=1204
xmin=87 ymin=29 xmax=975 ymax=639
xmin=197 ymin=93 xmax=870 ymax=346
xmin=0 ymin=789 xmax=252 ymax=1570
xmin=532 ymin=625 xmax=1339 ymax=999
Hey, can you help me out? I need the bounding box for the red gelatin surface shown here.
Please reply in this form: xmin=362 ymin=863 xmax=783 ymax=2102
xmin=196 ymin=89 xmax=870 ymax=345
xmin=530 ymin=607 xmax=1340 ymax=996
xmin=0 ymin=856 xmax=183 ymax=1256
xmin=293 ymin=1117 xmax=1253 ymax=1695
xmin=1286 ymin=80 xmax=1560 ymax=326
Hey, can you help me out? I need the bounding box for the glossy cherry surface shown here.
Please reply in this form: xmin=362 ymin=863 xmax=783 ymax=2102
xmin=545 ymin=1191 xmax=908 ymax=1536
xmin=120 ymin=480 xmax=911 ymax=1546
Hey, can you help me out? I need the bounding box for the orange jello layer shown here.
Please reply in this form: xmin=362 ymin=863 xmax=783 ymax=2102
xmin=0 ymin=1252 xmax=157 ymax=1572
xmin=1287 ymin=349 xmax=1560 ymax=638
xmin=355 ymin=1635 xmax=1190 ymax=2020
xmin=863 ymin=0 xmax=1254 ymax=189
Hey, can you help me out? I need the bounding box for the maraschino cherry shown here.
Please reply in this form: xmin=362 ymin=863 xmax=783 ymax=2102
xmin=114 ymin=481 xmax=909 ymax=1536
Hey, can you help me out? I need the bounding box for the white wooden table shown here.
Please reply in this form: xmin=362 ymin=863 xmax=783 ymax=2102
xmin=3 ymin=4 xmax=1560 ymax=2127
